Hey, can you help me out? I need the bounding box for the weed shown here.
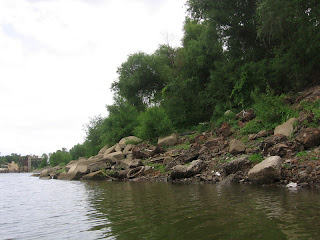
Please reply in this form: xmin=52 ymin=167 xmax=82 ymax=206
xmin=283 ymin=163 xmax=290 ymax=168
xmin=102 ymin=169 xmax=118 ymax=177
xmin=153 ymin=164 xmax=166 ymax=173
xmin=300 ymin=99 xmax=320 ymax=119
xmin=299 ymin=99 xmax=320 ymax=128
xmin=56 ymin=168 xmax=66 ymax=174
xmin=239 ymin=119 xmax=266 ymax=135
xmin=143 ymin=161 xmax=166 ymax=173
xmin=169 ymin=143 xmax=191 ymax=150
xmin=295 ymin=151 xmax=308 ymax=158
xmin=248 ymin=153 xmax=263 ymax=163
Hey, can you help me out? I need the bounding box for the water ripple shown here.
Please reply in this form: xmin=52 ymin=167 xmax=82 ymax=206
xmin=1 ymin=174 xmax=320 ymax=239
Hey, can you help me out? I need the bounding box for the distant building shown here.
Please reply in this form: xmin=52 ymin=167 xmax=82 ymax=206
xmin=19 ymin=155 xmax=43 ymax=172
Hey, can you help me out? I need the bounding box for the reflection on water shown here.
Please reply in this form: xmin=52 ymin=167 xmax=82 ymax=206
xmin=1 ymin=173 xmax=320 ymax=240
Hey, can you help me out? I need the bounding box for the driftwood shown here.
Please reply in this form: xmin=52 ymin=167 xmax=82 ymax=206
xmin=127 ymin=166 xmax=145 ymax=179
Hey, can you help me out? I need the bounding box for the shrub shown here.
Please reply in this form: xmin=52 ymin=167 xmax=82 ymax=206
xmin=239 ymin=119 xmax=265 ymax=135
xmin=134 ymin=106 xmax=175 ymax=141
xmin=251 ymin=88 xmax=297 ymax=129
xmin=300 ymin=100 xmax=320 ymax=127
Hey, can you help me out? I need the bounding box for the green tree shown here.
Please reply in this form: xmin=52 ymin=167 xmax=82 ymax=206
xmin=83 ymin=115 xmax=104 ymax=156
xmin=70 ymin=143 xmax=87 ymax=160
xmin=49 ymin=148 xmax=72 ymax=166
xmin=256 ymin=0 xmax=320 ymax=90
xmin=100 ymin=97 xmax=139 ymax=145
xmin=39 ymin=153 xmax=48 ymax=168
xmin=112 ymin=52 xmax=167 ymax=110
xmin=134 ymin=106 xmax=174 ymax=141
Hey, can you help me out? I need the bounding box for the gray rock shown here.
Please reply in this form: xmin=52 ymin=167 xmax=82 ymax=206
xmin=39 ymin=166 xmax=61 ymax=178
xmin=158 ymin=133 xmax=179 ymax=146
xmin=115 ymin=143 xmax=123 ymax=152
xmin=123 ymin=144 xmax=135 ymax=154
xmin=122 ymin=159 xmax=143 ymax=168
xmin=119 ymin=136 xmax=142 ymax=148
xmin=170 ymin=165 xmax=188 ymax=179
xmin=87 ymin=158 xmax=113 ymax=172
xmin=98 ymin=144 xmax=110 ymax=155
xmin=248 ymin=156 xmax=282 ymax=184
xmin=220 ymin=174 xmax=240 ymax=184
xmin=229 ymin=139 xmax=246 ymax=154
xmin=274 ymin=118 xmax=298 ymax=137
xmin=220 ymin=157 xmax=251 ymax=175
xmin=104 ymin=151 xmax=125 ymax=160
xmin=186 ymin=160 xmax=205 ymax=177
xmin=170 ymin=160 xmax=205 ymax=179
xmin=103 ymin=145 xmax=116 ymax=157
xmin=82 ymin=171 xmax=105 ymax=180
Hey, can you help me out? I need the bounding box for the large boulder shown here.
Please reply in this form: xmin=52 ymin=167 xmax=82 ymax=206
xmin=274 ymin=118 xmax=298 ymax=137
xmin=123 ymin=144 xmax=135 ymax=154
xmin=40 ymin=166 xmax=62 ymax=179
xmin=296 ymin=128 xmax=320 ymax=149
xmin=229 ymin=139 xmax=246 ymax=154
xmin=119 ymin=136 xmax=142 ymax=148
xmin=103 ymin=145 xmax=116 ymax=157
xmin=217 ymin=123 xmax=232 ymax=137
xmin=58 ymin=158 xmax=108 ymax=180
xmin=82 ymin=171 xmax=106 ymax=181
xmin=87 ymin=158 xmax=113 ymax=172
xmin=62 ymin=159 xmax=92 ymax=180
xmin=115 ymin=143 xmax=123 ymax=152
xmin=158 ymin=133 xmax=179 ymax=146
xmin=122 ymin=159 xmax=143 ymax=168
xmin=187 ymin=160 xmax=206 ymax=176
xmin=248 ymin=156 xmax=282 ymax=184
xmin=170 ymin=165 xmax=188 ymax=179
xmin=65 ymin=160 xmax=78 ymax=172
xmin=177 ymin=148 xmax=199 ymax=163
xmin=170 ymin=160 xmax=205 ymax=179
xmin=104 ymin=151 xmax=125 ymax=160
xmin=97 ymin=144 xmax=110 ymax=158
xmin=220 ymin=157 xmax=251 ymax=175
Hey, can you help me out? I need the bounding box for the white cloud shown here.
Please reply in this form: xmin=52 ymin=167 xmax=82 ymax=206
xmin=0 ymin=0 xmax=187 ymax=156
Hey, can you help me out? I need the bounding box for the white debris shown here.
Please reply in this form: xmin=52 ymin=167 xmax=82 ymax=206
xmin=286 ymin=182 xmax=298 ymax=189
xmin=211 ymin=171 xmax=221 ymax=177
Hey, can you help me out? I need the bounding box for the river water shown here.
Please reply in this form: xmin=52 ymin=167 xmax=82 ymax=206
xmin=1 ymin=173 xmax=320 ymax=240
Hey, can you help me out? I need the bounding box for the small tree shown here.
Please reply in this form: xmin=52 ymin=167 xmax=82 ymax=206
xmin=134 ymin=106 xmax=174 ymax=141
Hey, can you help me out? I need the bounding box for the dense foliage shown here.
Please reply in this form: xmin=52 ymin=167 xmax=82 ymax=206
xmin=46 ymin=0 xmax=319 ymax=166
xmin=0 ymin=153 xmax=19 ymax=166
xmin=134 ymin=106 xmax=174 ymax=141
xmin=49 ymin=148 xmax=72 ymax=166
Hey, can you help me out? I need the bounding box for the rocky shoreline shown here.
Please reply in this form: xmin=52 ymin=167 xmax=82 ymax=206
xmin=38 ymin=128 xmax=320 ymax=188
xmin=39 ymin=86 xmax=320 ymax=189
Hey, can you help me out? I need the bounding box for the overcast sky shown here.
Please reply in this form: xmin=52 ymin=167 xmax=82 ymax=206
xmin=0 ymin=0 xmax=187 ymax=156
